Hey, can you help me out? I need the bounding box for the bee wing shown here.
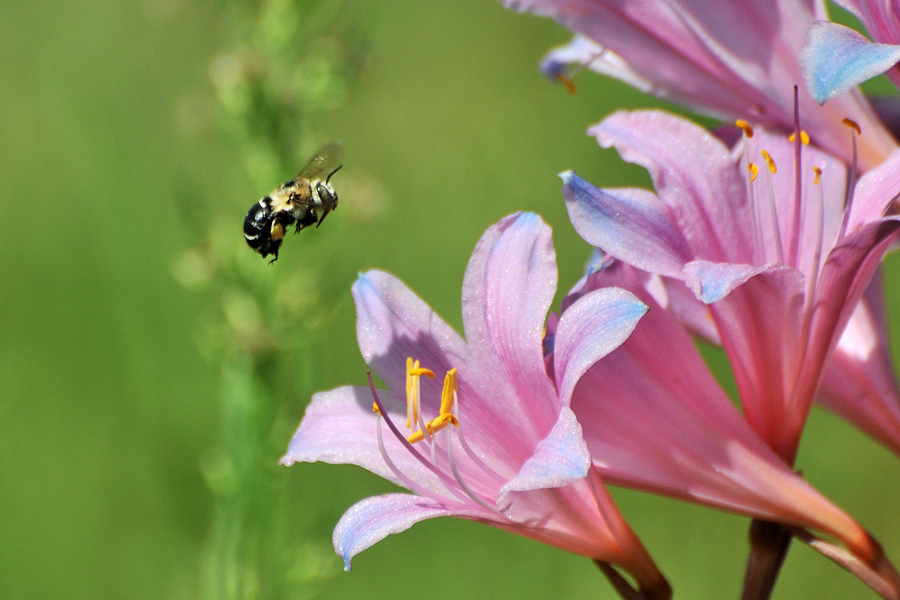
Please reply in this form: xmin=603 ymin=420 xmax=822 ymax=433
xmin=296 ymin=142 xmax=343 ymax=181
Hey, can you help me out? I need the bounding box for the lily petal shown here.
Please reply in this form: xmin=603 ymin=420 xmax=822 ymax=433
xmin=461 ymin=212 xmax=562 ymax=440
xmin=590 ymin=110 xmax=753 ymax=263
xmin=847 ymin=146 xmax=900 ymax=233
xmin=281 ymin=386 xmax=453 ymax=497
xmin=354 ymin=270 xmax=469 ymax=398
xmin=787 ymin=218 xmax=900 ymax=453
xmin=802 ymin=21 xmax=900 ymax=104
xmin=819 ymin=271 xmax=900 ymax=456
xmin=561 ymin=171 xmax=692 ymax=278
xmin=333 ymin=493 xmax=466 ymax=570
xmin=683 ymin=260 xmax=767 ymax=304
xmin=499 ymin=408 xmax=591 ymax=495
xmin=702 ymin=266 xmax=807 ymax=460
xmin=553 ymin=286 xmax=648 ymax=407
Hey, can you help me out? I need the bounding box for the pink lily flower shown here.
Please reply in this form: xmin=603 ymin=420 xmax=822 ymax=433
xmin=501 ymin=0 xmax=896 ymax=168
xmin=640 ymin=260 xmax=900 ymax=464
xmin=553 ymin=258 xmax=900 ymax=596
xmin=561 ymin=109 xmax=900 ymax=466
xmin=552 ymin=258 xmax=897 ymax=584
xmin=801 ymin=3 xmax=900 ymax=104
xmin=281 ymin=213 xmax=671 ymax=599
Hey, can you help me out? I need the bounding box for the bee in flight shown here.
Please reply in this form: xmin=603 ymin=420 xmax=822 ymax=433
xmin=243 ymin=142 xmax=342 ymax=263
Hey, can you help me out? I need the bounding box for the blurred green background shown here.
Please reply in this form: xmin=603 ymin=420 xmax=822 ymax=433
xmin=2 ymin=0 xmax=900 ymax=599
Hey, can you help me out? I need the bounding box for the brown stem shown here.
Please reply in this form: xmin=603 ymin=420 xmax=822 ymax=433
xmin=594 ymin=561 xmax=672 ymax=600
xmin=740 ymin=520 xmax=793 ymax=600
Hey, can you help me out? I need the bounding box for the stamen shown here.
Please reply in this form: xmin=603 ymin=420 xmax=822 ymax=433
xmin=842 ymin=118 xmax=861 ymax=135
xmin=840 ymin=118 xmax=860 ymax=238
xmin=761 ymin=149 xmax=777 ymax=174
xmin=762 ymin=161 xmax=785 ymax=264
xmin=408 ymin=369 xmax=460 ymax=443
xmin=788 ymin=85 xmax=803 ymax=268
xmin=813 ymin=166 xmax=822 ymax=186
xmin=748 ymin=163 xmax=759 ymax=182
xmin=556 ymin=74 xmax=577 ymax=94
xmin=406 ymin=358 xmax=434 ymax=429
xmin=446 ymin=427 xmax=504 ymax=516
xmin=453 ymin=387 xmax=506 ymax=484
xmin=368 ymin=372 xmax=470 ymax=504
xmin=788 ymin=130 xmax=810 ymax=145
xmin=735 ymin=119 xmax=754 ymax=138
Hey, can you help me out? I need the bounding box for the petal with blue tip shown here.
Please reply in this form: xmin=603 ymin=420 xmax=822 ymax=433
xmin=553 ymin=286 xmax=648 ymax=407
xmin=333 ymin=494 xmax=467 ymax=571
xmin=561 ymin=171 xmax=692 ymax=279
xmin=498 ymin=408 xmax=591 ymax=496
xmin=802 ymin=21 xmax=900 ymax=103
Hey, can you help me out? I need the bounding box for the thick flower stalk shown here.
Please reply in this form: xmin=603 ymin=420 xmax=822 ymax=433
xmin=561 ymin=109 xmax=900 ymax=467
xmin=802 ymin=2 xmax=900 ymax=104
xmin=281 ymin=213 xmax=671 ymax=599
xmin=502 ymin=0 xmax=896 ymax=168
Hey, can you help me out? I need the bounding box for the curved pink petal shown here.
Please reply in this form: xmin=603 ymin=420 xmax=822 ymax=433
xmin=353 ymin=270 xmax=469 ymax=399
xmin=502 ymin=0 xmax=897 ymax=168
xmin=703 ymin=266 xmax=807 ymax=461
xmin=802 ymin=21 xmax=900 ymax=103
xmin=334 ymin=493 xmax=469 ymax=570
xmin=553 ymin=286 xmax=648 ymax=407
xmin=661 ymin=276 xmax=721 ymax=344
xmin=819 ymin=272 xmax=900 ymax=456
xmin=461 ymin=212 xmax=560 ymax=435
xmin=280 ymin=386 xmax=452 ymax=497
xmin=499 ymin=408 xmax=591 ymax=495
xmin=561 ymin=171 xmax=692 ymax=278
xmin=683 ymin=260 xmax=767 ymax=303
xmin=590 ymin=110 xmax=753 ymax=263
xmin=787 ymin=218 xmax=900 ymax=456
xmin=502 ymin=0 xmax=794 ymax=119
xmin=848 ymin=146 xmax=900 ymax=232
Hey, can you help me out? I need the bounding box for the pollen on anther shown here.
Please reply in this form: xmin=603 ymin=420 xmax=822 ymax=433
xmin=842 ymin=118 xmax=862 ymax=135
xmin=788 ymin=130 xmax=810 ymax=145
xmin=813 ymin=166 xmax=822 ymax=185
xmin=556 ymin=74 xmax=577 ymax=95
xmin=761 ymin=150 xmax=777 ymax=174
xmin=372 ymin=402 xmax=382 ymax=416
xmin=735 ymin=119 xmax=754 ymax=138
xmin=748 ymin=163 xmax=760 ymax=182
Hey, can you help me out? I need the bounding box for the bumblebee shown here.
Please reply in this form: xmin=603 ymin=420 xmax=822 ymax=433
xmin=243 ymin=142 xmax=343 ymax=263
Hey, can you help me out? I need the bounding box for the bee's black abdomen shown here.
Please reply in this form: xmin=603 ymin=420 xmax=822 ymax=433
xmin=243 ymin=197 xmax=282 ymax=259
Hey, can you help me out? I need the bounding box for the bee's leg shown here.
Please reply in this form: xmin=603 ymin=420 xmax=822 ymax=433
xmin=315 ymin=207 xmax=331 ymax=228
xmin=294 ymin=211 xmax=318 ymax=233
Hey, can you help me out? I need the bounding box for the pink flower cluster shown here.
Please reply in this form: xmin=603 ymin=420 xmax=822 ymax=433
xmin=283 ymin=1 xmax=900 ymax=598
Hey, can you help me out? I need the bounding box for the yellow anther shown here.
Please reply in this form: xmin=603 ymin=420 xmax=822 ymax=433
xmin=407 ymin=368 xmax=460 ymax=444
xmin=813 ymin=166 xmax=822 ymax=185
xmin=842 ymin=118 xmax=861 ymax=135
xmin=372 ymin=402 xmax=382 ymax=416
xmin=761 ymin=149 xmax=777 ymax=174
xmin=406 ymin=358 xmax=434 ymax=428
xmin=439 ymin=368 xmax=458 ymax=416
xmin=748 ymin=162 xmax=760 ymax=182
xmin=556 ymin=73 xmax=577 ymax=95
xmin=735 ymin=119 xmax=754 ymax=138
xmin=788 ymin=130 xmax=810 ymax=145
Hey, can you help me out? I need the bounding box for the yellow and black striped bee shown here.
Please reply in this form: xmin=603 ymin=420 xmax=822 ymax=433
xmin=243 ymin=142 xmax=343 ymax=263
